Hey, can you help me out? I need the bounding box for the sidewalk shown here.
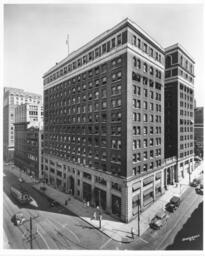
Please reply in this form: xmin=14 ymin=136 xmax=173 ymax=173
xmin=6 ymin=162 xmax=203 ymax=243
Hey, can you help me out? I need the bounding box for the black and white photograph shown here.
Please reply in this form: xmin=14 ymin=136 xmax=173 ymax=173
xmin=1 ymin=0 xmax=204 ymax=254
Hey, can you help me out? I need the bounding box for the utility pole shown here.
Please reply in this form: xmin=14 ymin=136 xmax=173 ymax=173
xmin=66 ymin=34 xmax=69 ymax=55
xmin=23 ymin=215 xmax=39 ymax=249
xmin=30 ymin=217 xmax=33 ymax=249
xmin=137 ymin=196 xmax=140 ymax=236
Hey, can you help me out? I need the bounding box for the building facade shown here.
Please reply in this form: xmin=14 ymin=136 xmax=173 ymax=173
xmin=14 ymin=103 xmax=43 ymax=178
xmin=194 ymin=107 xmax=203 ymax=158
xmin=3 ymin=87 xmax=42 ymax=162
xmin=164 ymin=44 xmax=195 ymax=184
xmin=43 ymin=18 xmax=166 ymax=222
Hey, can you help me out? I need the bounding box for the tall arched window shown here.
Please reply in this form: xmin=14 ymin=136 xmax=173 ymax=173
xmin=137 ymin=59 xmax=141 ymax=69
xmin=133 ymin=57 xmax=137 ymax=67
xmin=165 ymin=55 xmax=172 ymax=67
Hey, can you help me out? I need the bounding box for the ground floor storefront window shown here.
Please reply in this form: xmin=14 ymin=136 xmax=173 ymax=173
xmin=112 ymin=195 xmax=121 ymax=217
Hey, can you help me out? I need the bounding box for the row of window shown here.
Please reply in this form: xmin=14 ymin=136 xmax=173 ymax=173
xmin=133 ymin=126 xmax=162 ymax=135
xmin=132 ymin=34 xmax=162 ymax=63
xmin=44 ymin=33 xmax=124 ymax=85
xmin=132 ymin=159 xmax=162 ymax=175
xmin=133 ymin=149 xmax=161 ymax=163
xmin=133 ymin=99 xmax=162 ymax=111
xmin=132 ymin=72 xmax=162 ymax=90
xmin=180 ymin=143 xmax=194 ymax=149
xmin=45 ymin=124 xmax=122 ymax=137
xmin=133 ymin=137 xmax=162 ymax=149
xmin=133 ymin=112 xmax=162 ymax=123
xmin=44 ymin=150 xmax=122 ymax=174
xmin=165 ymin=68 xmax=194 ymax=84
xmin=45 ymin=111 xmax=122 ymax=124
xmin=179 ymin=150 xmax=193 ymax=158
xmin=133 ymin=57 xmax=162 ymax=79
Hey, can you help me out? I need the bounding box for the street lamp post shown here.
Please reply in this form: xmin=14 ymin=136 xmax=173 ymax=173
xmin=137 ymin=196 xmax=140 ymax=236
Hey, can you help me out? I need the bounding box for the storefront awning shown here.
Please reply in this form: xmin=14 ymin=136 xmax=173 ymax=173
xmin=143 ymin=187 xmax=153 ymax=195
xmin=132 ymin=182 xmax=141 ymax=190
xmin=143 ymin=176 xmax=154 ymax=186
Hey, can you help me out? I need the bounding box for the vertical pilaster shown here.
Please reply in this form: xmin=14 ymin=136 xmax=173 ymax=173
xmin=74 ymin=170 xmax=78 ymax=197
xmin=106 ymin=180 xmax=112 ymax=213
xmin=161 ymin=169 xmax=165 ymax=194
xmin=153 ymin=174 xmax=156 ymax=201
xmin=91 ymin=175 xmax=95 ymax=206
xmin=140 ymin=179 xmax=143 ymax=209
xmin=79 ymin=171 xmax=83 ymax=200
xmin=121 ymin=182 xmax=132 ymax=223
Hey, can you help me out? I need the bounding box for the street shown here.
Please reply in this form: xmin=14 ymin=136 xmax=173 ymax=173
xmin=3 ymin=163 xmax=203 ymax=250
xmin=3 ymin=167 xmax=120 ymax=250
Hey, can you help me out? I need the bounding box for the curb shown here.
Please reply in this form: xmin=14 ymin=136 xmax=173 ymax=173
xmin=31 ymin=185 xmax=127 ymax=243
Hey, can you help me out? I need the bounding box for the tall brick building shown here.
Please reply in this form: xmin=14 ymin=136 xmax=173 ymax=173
xmin=164 ymin=44 xmax=195 ymax=184
xmin=43 ymin=18 xmax=195 ymax=222
xmin=43 ymin=18 xmax=165 ymax=222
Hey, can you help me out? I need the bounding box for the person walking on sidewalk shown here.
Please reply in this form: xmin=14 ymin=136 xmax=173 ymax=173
xmin=131 ymin=227 xmax=135 ymax=239
xmin=92 ymin=211 xmax=96 ymax=220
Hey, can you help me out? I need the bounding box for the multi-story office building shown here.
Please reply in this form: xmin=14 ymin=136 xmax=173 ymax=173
xmin=14 ymin=103 xmax=43 ymax=178
xmin=43 ymin=18 xmax=165 ymax=222
xmin=194 ymin=107 xmax=203 ymax=158
xmin=3 ymin=87 xmax=42 ymax=162
xmin=165 ymin=44 xmax=195 ymax=184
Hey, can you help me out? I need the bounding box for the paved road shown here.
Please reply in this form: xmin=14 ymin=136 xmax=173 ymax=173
xmin=3 ymin=169 xmax=121 ymax=250
xmin=3 ymin=163 xmax=203 ymax=250
xmin=118 ymin=182 xmax=203 ymax=250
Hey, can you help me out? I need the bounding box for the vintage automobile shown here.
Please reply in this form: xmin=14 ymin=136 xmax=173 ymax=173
xmin=149 ymin=210 xmax=168 ymax=230
xmin=196 ymin=184 xmax=204 ymax=195
xmin=190 ymin=178 xmax=200 ymax=187
xmin=12 ymin=212 xmax=26 ymax=226
xmin=165 ymin=196 xmax=181 ymax=212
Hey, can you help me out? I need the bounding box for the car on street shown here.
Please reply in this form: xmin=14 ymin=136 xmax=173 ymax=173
xmin=18 ymin=178 xmax=24 ymax=183
xmin=165 ymin=196 xmax=180 ymax=212
xmin=196 ymin=184 xmax=203 ymax=195
xmin=190 ymin=178 xmax=200 ymax=187
xmin=50 ymin=200 xmax=60 ymax=207
xmin=149 ymin=210 xmax=168 ymax=230
xmin=11 ymin=212 xmax=26 ymax=226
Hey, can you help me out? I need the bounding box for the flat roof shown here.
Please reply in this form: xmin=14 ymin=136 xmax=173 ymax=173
xmin=43 ymin=17 xmax=164 ymax=77
xmin=165 ymin=43 xmax=195 ymax=63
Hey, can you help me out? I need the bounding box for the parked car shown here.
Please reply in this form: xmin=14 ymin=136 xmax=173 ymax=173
xmin=50 ymin=200 xmax=60 ymax=207
xmin=190 ymin=178 xmax=200 ymax=187
xmin=150 ymin=210 xmax=168 ymax=230
xmin=165 ymin=196 xmax=180 ymax=212
xmin=196 ymin=184 xmax=203 ymax=195
xmin=12 ymin=212 xmax=26 ymax=226
xmin=18 ymin=177 xmax=24 ymax=183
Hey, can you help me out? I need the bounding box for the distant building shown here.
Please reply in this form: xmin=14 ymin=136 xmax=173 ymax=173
xmin=14 ymin=102 xmax=43 ymax=178
xmin=194 ymin=107 xmax=203 ymax=158
xmin=3 ymin=87 xmax=42 ymax=162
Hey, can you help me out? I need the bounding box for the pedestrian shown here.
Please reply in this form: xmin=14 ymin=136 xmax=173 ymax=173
xmin=93 ymin=211 xmax=96 ymax=220
xmin=87 ymin=201 xmax=90 ymax=207
xmin=131 ymin=227 xmax=135 ymax=239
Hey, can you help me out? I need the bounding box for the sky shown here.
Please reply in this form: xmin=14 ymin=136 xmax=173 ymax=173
xmin=3 ymin=2 xmax=205 ymax=106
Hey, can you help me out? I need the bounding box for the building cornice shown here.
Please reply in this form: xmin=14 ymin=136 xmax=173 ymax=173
xmin=165 ymin=43 xmax=195 ymax=64
xmin=43 ymin=18 xmax=164 ymax=78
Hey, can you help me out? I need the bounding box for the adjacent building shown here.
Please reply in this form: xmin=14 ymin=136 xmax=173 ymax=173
xmin=14 ymin=102 xmax=43 ymax=178
xmin=43 ymin=18 xmax=166 ymax=222
xmin=3 ymin=87 xmax=42 ymax=162
xmin=194 ymin=107 xmax=203 ymax=158
xmin=164 ymin=44 xmax=195 ymax=184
